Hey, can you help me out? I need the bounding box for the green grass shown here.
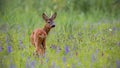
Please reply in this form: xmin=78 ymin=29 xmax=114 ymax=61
xmin=0 ymin=9 xmax=120 ymax=68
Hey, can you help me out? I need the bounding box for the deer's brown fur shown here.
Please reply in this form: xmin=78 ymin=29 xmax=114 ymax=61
xmin=30 ymin=12 xmax=57 ymax=56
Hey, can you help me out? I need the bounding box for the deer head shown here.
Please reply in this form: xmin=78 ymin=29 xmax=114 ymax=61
xmin=42 ymin=12 xmax=57 ymax=28
xmin=42 ymin=12 xmax=57 ymax=34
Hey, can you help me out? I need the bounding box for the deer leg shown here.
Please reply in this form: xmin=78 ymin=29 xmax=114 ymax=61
xmin=34 ymin=34 xmax=40 ymax=55
xmin=42 ymin=39 xmax=46 ymax=55
xmin=42 ymin=39 xmax=46 ymax=50
xmin=34 ymin=36 xmax=41 ymax=56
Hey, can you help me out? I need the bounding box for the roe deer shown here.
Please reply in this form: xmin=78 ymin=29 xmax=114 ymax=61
xmin=30 ymin=12 xmax=57 ymax=56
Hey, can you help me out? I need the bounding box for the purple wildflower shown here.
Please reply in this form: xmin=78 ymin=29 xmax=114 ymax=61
xmin=78 ymin=62 xmax=81 ymax=66
xmin=26 ymin=61 xmax=29 ymax=68
xmin=19 ymin=40 xmax=23 ymax=46
xmin=91 ymin=54 xmax=95 ymax=62
xmin=18 ymin=25 xmax=21 ymax=31
xmin=7 ymin=46 xmax=12 ymax=53
xmin=116 ymin=59 xmax=120 ymax=68
xmin=62 ymin=56 xmax=66 ymax=63
xmin=26 ymin=57 xmax=30 ymax=68
xmin=112 ymin=27 xmax=116 ymax=31
xmin=51 ymin=61 xmax=56 ymax=68
xmin=0 ymin=46 xmax=2 ymax=52
xmin=112 ymin=27 xmax=117 ymax=34
xmin=21 ymin=53 xmax=24 ymax=58
xmin=10 ymin=60 xmax=15 ymax=68
xmin=65 ymin=46 xmax=69 ymax=54
xmin=72 ymin=46 xmax=76 ymax=50
xmin=117 ymin=42 xmax=120 ymax=47
xmin=96 ymin=49 xmax=99 ymax=54
xmin=30 ymin=60 xmax=36 ymax=68
xmin=56 ymin=47 xmax=61 ymax=53
xmin=50 ymin=45 xmax=57 ymax=49
xmin=70 ymin=53 xmax=73 ymax=58
xmin=46 ymin=58 xmax=49 ymax=63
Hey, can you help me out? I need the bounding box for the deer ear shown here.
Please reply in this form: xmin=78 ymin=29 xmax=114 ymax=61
xmin=42 ymin=13 xmax=48 ymax=21
xmin=50 ymin=12 xmax=57 ymax=20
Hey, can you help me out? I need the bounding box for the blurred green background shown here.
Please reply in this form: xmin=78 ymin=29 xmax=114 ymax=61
xmin=0 ymin=0 xmax=120 ymax=68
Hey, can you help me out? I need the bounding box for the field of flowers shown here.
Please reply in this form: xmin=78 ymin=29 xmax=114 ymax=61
xmin=0 ymin=0 xmax=120 ymax=68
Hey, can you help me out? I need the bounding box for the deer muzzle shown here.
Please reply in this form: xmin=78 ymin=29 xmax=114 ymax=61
xmin=51 ymin=23 xmax=55 ymax=27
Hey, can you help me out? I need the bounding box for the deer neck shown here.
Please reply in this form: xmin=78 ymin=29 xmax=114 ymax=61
xmin=43 ymin=25 xmax=51 ymax=35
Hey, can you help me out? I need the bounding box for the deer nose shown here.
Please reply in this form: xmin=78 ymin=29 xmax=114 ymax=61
xmin=51 ymin=24 xmax=55 ymax=27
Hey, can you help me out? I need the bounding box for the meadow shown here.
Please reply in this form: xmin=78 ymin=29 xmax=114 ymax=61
xmin=0 ymin=0 xmax=120 ymax=68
